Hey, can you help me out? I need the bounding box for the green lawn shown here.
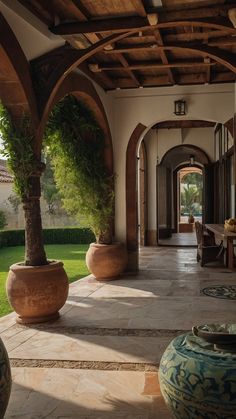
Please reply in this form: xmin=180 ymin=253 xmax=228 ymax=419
xmin=0 ymin=244 xmax=89 ymax=318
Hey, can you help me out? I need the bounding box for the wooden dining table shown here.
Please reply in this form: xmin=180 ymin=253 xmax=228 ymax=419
xmin=205 ymin=224 xmax=236 ymax=270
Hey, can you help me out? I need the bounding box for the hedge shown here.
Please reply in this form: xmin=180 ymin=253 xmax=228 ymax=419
xmin=0 ymin=228 xmax=95 ymax=248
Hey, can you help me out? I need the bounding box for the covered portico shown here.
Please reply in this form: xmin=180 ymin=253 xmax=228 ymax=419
xmin=1 ymin=0 xmax=236 ymax=417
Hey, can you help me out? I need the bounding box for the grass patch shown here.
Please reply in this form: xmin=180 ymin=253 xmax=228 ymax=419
xmin=0 ymin=244 xmax=89 ymax=317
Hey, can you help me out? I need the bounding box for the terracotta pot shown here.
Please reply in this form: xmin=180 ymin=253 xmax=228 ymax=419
xmin=188 ymin=214 xmax=195 ymax=224
xmin=0 ymin=338 xmax=11 ymax=419
xmin=86 ymin=242 xmax=128 ymax=280
xmin=6 ymin=261 xmax=69 ymax=324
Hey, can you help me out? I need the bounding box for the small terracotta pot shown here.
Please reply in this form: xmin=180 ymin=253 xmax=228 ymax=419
xmin=0 ymin=338 xmax=11 ymax=419
xmin=86 ymin=242 xmax=128 ymax=280
xmin=6 ymin=261 xmax=69 ymax=324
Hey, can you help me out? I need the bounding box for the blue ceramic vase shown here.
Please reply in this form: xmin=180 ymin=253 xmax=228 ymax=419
xmin=159 ymin=333 xmax=236 ymax=418
xmin=0 ymin=338 xmax=11 ymax=419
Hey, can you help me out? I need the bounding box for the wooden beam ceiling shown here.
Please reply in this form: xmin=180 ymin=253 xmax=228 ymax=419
xmin=16 ymin=0 xmax=236 ymax=90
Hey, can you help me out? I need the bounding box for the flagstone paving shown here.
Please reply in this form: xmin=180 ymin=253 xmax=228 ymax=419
xmin=1 ymin=246 xmax=236 ymax=418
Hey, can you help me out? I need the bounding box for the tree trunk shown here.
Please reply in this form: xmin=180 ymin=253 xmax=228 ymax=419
xmin=97 ymin=229 xmax=113 ymax=245
xmin=23 ymin=176 xmax=47 ymax=266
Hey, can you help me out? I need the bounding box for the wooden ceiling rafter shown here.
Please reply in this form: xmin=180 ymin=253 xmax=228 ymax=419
xmin=152 ymin=28 xmax=175 ymax=84
xmin=16 ymin=0 xmax=236 ymax=90
xmin=103 ymin=43 xmax=236 ymax=73
xmin=149 ymin=3 xmax=236 ymax=22
xmin=50 ymin=18 xmax=236 ymax=36
xmin=61 ymin=0 xmax=116 ymax=88
xmin=89 ymin=60 xmax=216 ymax=72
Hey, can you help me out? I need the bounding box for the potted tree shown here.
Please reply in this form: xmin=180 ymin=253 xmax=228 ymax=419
xmin=45 ymin=95 xmax=127 ymax=280
xmin=0 ymin=103 xmax=69 ymax=324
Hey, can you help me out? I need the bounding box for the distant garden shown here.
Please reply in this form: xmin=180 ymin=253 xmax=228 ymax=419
xmin=180 ymin=172 xmax=203 ymax=216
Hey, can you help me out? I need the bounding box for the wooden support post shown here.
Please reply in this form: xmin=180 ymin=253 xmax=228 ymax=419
xmin=234 ymin=114 xmax=236 ymax=217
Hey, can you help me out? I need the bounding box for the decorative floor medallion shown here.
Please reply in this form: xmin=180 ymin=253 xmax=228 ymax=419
xmin=201 ymin=285 xmax=236 ymax=299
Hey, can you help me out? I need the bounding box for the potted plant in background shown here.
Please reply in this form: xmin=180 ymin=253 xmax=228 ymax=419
xmin=45 ymin=95 xmax=127 ymax=280
xmin=0 ymin=102 xmax=69 ymax=324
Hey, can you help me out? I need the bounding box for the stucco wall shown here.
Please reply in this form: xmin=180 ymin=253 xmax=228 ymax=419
xmin=0 ymin=0 xmax=64 ymax=60
xmin=110 ymin=83 xmax=234 ymax=242
xmin=157 ymin=127 xmax=214 ymax=163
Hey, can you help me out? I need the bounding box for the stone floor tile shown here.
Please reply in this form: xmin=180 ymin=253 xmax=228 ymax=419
xmin=6 ymin=368 xmax=171 ymax=419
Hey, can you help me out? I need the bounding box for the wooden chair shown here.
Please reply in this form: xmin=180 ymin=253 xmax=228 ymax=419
xmin=195 ymin=221 xmax=224 ymax=267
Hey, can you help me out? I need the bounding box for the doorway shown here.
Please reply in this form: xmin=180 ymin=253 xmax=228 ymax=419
xmin=178 ymin=167 xmax=203 ymax=231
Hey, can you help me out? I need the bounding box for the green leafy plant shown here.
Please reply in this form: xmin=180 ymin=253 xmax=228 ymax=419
xmin=181 ymin=185 xmax=199 ymax=215
xmin=7 ymin=193 xmax=21 ymax=213
xmin=44 ymin=95 xmax=114 ymax=244
xmin=0 ymin=102 xmax=40 ymax=199
xmin=41 ymin=152 xmax=62 ymax=214
xmin=0 ymin=209 xmax=7 ymax=229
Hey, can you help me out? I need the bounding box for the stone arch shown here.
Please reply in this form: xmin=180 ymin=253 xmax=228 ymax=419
xmin=36 ymin=72 xmax=113 ymax=174
xmin=160 ymin=144 xmax=210 ymax=167
xmin=0 ymin=13 xmax=38 ymax=129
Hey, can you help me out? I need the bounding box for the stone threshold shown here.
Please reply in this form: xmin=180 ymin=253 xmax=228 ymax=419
xmin=10 ymin=358 xmax=159 ymax=371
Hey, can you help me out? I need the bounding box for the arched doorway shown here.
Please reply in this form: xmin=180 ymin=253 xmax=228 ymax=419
xmin=157 ymin=144 xmax=210 ymax=245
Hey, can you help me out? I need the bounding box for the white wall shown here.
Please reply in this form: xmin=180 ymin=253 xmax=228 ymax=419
xmin=110 ymin=83 xmax=234 ymax=241
xmin=0 ymin=0 xmax=64 ymax=60
xmin=157 ymin=127 xmax=214 ymax=163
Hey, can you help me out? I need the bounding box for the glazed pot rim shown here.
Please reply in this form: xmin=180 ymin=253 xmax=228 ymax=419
xmin=9 ymin=260 xmax=64 ymax=271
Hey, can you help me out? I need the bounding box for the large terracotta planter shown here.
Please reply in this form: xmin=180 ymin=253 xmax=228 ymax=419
xmin=159 ymin=332 xmax=236 ymax=418
xmin=6 ymin=260 xmax=69 ymax=324
xmin=0 ymin=338 xmax=11 ymax=419
xmin=86 ymin=242 xmax=128 ymax=280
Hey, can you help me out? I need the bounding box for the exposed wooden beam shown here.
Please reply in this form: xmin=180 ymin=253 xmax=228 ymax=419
xmin=104 ymin=43 xmax=158 ymax=54
xmin=89 ymin=60 xmax=216 ymax=72
xmin=208 ymin=36 xmax=236 ymax=46
xmin=104 ymin=36 xmax=236 ymax=56
xmin=104 ymin=43 xmax=236 ymax=74
xmin=163 ymin=30 xmax=234 ymax=43
xmin=79 ymin=62 xmax=116 ymax=90
xmin=116 ymin=53 xmax=140 ymax=87
xmin=153 ymin=120 xmax=216 ymax=129
xmin=112 ymin=72 xmax=235 ymax=89
xmin=150 ymin=3 xmax=236 ymax=22
xmin=50 ymin=18 xmax=236 ymax=36
xmin=50 ymin=16 xmax=149 ymax=35
xmin=204 ymin=57 xmax=211 ymax=83
xmin=152 ymin=28 xmax=175 ymax=84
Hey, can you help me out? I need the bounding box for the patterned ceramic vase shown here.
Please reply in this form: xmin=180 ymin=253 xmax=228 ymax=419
xmin=159 ymin=333 xmax=236 ymax=418
xmin=0 ymin=338 xmax=11 ymax=419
